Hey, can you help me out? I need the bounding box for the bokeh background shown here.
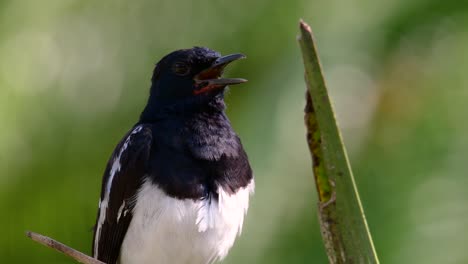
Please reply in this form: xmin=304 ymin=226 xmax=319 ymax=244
xmin=1 ymin=0 xmax=468 ymax=263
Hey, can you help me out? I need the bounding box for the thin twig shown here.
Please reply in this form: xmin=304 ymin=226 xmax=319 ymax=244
xmin=26 ymin=231 xmax=106 ymax=264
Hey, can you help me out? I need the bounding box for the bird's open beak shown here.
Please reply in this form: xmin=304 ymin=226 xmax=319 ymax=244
xmin=193 ymin=53 xmax=247 ymax=95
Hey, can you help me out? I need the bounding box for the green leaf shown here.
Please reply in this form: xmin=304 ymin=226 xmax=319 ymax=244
xmin=298 ymin=20 xmax=380 ymax=264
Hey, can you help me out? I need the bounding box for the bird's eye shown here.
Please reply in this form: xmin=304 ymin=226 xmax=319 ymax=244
xmin=172 ymin=62 xmax=190 ymax=76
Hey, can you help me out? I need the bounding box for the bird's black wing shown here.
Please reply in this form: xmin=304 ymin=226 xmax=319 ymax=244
xmin=92 ymin=124 xmax=153 ymax=264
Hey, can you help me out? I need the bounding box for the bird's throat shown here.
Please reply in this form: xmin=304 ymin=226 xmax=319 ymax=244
xmin=184 ymin=111 xmax=240 ymax=161
xmin=140 ymin=91 xmax=226 ymax=123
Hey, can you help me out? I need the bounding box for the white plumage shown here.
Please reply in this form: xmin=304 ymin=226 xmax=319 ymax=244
xmin=118 ymin=179 xmax=254 ymax=264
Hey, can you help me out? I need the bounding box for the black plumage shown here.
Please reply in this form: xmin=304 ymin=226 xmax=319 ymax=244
xmin=92 ymin=47 xmax=252 ymax=264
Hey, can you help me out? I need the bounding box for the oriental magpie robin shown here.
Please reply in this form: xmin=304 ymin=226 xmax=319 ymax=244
xmin=92 ymin=47 xmax=254 ymax=264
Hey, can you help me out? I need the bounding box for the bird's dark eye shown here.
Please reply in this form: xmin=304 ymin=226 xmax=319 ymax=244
xmin=172 ymin=62 xmax=190 ymax=76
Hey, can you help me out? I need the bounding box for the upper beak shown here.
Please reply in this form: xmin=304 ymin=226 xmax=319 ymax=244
xmin=193 ymin=53 xmax=247 ymax=95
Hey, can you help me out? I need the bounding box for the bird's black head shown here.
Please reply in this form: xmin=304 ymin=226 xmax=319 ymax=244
xmin=140 ymin=47 xmax=246 ymax=121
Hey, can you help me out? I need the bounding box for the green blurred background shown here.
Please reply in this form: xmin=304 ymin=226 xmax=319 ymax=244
xmin=2 ymin=0 xmax=468 ymax=263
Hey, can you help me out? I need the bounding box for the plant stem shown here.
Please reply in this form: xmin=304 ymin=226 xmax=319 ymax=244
xmin=26 ymin=231 xmax=105 ymax=264
xmin=298 ymin=20 xmax=380 ymax=264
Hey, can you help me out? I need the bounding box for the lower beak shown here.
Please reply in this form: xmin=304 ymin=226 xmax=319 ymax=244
xmin=193 ymin=53 xmax=247 ymax=95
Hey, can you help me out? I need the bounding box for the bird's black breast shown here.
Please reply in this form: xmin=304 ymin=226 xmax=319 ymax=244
xmin=145 ymin=113 xmax=252 ymax=200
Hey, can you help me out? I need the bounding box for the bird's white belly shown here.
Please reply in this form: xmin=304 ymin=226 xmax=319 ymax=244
xmin=119 ymin=180 xmax=254 ymax=264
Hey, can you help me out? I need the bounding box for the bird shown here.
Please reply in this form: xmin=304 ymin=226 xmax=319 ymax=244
xmin=92 ymin=47 xmax=254 ymax=264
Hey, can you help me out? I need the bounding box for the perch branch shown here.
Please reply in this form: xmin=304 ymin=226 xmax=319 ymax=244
xmin=26 ymin=231 xmax=106 ymax=264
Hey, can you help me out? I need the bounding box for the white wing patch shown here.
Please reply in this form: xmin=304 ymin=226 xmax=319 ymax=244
xmin=119 ymin=179 xmax=254 ymax=264
xmin=94 ymin=125 xmax=143 ymax=257
xmin=117 ymin=201 xmax=126 ymax=222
